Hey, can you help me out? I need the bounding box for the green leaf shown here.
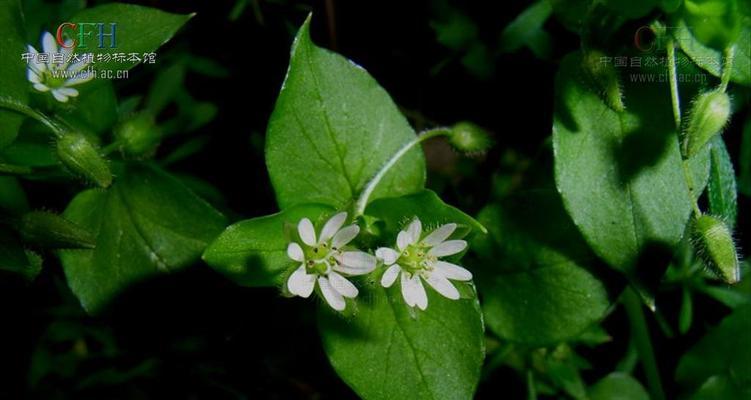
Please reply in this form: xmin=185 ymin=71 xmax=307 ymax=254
xmin=265 ymin=16 xmax=425 ymax=209
xmin=0 ymin=0 xmax=30 ymax=149
xmin=676 ymin=304 xmax=751 ymax=398
xmin=603 ymin=0 xmax=658 ymax=19
xmin=738 ymin=117 xmax=751 ymax=196
xmin=588 ymin=372 xmax=650 ymax=400
xmin=553 ymin=52 xmax=710 ymax=276
xmin=0 ymin=176 xmax=29 ymax=214
xmin=707 ymin=136 xmax=737 ymax=228
xmin=364 ymin=189 xmax=486 ymax=238
xmin=673 ymin=19 xmax=751 ymax=86
xmin=318 ymin=282 xmax=484 ymax=400
xmin=68 ymin=4 xmax=193 ymax=72
xmin=202 ymin=204 xmax=334 ymax=287
xmin=59 ymin=163 xmax=226 ymax=313
xmin=499 ymin=1 xmax=552 ymax=55
xmin=55 ymin=80 xmax=118 ymax=135
xmin=0 ymin=227 xmax=42 ymax=280
xmin=473 ymin=190 xmax=612 ymax=346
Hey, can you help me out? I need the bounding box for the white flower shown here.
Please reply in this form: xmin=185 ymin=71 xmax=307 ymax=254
xmin=376 ymin=218 xmax=472 ymax=310
xmin=286 ymin=212 xmax=376 ymax=311
xmin=26 ymin=32 xmax=93 ymax=103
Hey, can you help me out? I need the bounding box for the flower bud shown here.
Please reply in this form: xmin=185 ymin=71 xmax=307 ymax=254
xmin=683 ymin=90 xmax=730 ymax=158
xmin=582 ymin=49 xmax=625 ymax=112
xmin=56 ymin=132 xmax=112 ymax=188
xmin=114 ymin=112 xmax=161 ymax=158
xmin=448 ymin=122 xmax=493 ymax=154
xmin=18 ymin=210 xmax=95 ymax=249
xmin=693 ymin=214 xmax=739 ymax=284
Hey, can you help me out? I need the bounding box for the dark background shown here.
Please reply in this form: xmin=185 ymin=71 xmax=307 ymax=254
xmin=1 ymin=0 xmax=747 ymax=398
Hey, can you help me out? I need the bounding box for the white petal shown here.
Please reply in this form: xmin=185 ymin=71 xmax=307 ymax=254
xmin=381 ymin=264 xmax=401 ymax=288
xmin=51 ymin=89 xmax=69 ymax=102
xmin=319 ymin=212 xmax=347 ymax=243
xmin=331 ymin=225 xmax=359 ymax=248
xmin=375 ymin=247 xmax=399 ymax=265
xmin=287 ymin=242 xmax=304 ymax=262
xmin=33 ymin=83 xmax=50 ymax=92
xmin=67 ymin=59 xmax=90 ymax=73
xmin=27 ymin=68 xmax=41 ymax=83
xmin=434 ymin=261 xmax=473 ymax=281
xmin=397 ymin=230 xmax=412 ymax=251
xmin=298 ymin=218 xmax=316 ymax=246
xmin=401 ymin=273 xmax=428 ymax=310
xmin=425 ymin=271 xmax=460 ymax=300
xmin=65 ymin=72 xmax=94 ymax=86
xmin=335 ymin=251 xmax=376 ymax=275
xmin=56 ymin=87 xmax=78 ymax=97
xmin=27 ymin=45 xmax=46 ymax=73
xmin=428 ymin=240 xmax=467 ymax=257
xmin=319 ymin=276 xmax=345 ymax=311
xmin=422 ymin=223 xmax=457 ymax=246
xmin=329 ymin=271 xmax=358 ymax=298
xmin=406 ymin=218 xmax=422 ymax=243
xmin=287 ymin=265 xmax=315 ymax=298
xmin=41 ymin=32 xmax=57 ymax=56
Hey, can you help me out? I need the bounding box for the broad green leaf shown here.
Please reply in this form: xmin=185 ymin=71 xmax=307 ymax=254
xmin=364 ymin=190 xmax=486 ymax=238
xmin=676 ymin=304 xmax=751 ymax=398
xmin=707 ymin=136 xmax=737 ymax=228
xmin=674 ymin=19 xmax=751 ymax=86
xmin=318 ymin=282 xmax=484 ymax=400
xmin=0 ymin=227 xmax=42 ymax=280
xmin=0 ymin=0 xmax=30 ymax=149
xmin=203 ymin=203 xmax=334 ymax=287
xmin=473 ymin=190 xmax=611 ymax=346
xmin=588 ymin=372 xmax=649 ymax=400
xmin=68 ymin=4 xmax=193 ymax=72
xmin=0 ymin=176 xmax=29 ymax=214
xmin=265 ymin=16 xmax=425 ymax=209
xmin=59 ymin=163 xmax=226 ymax=313
xmin=553 ymin=52 xmax=710 ymax=276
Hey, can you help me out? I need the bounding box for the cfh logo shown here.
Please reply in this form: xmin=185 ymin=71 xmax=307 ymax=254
xmin=55 ymin=22 xmax=117 ymax=49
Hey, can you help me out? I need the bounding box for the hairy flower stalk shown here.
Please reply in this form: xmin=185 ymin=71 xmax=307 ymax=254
xmin=286 ymin=212 xmax=376 ymax=311
xmin=376 ymin=218 xmax=472 ymax=310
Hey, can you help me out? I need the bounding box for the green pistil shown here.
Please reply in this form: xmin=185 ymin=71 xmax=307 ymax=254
xmin=397 ymin=243 xmax=435 ymax=275
xmin=303 ymin=242 xmax=341 ymax=274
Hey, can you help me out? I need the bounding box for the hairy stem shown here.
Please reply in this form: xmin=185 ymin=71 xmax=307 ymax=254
xmin=666 ymin=40 xmax=702 ymax=218
xmin=354 ymin=128 xmax=450 ymax=217
xmin=719 ymin=45 xmax=735 ymax=93
xmin=623 ymin=288 xmax=666 ymax=400
xmin=0 ymin=97 xmax=65 ymax=138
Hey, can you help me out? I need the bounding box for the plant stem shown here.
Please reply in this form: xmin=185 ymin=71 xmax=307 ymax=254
xmin=622 ymin=288 xmax=666 ymax=400
xmin=526 ymin=369 xmax=537 ymax=400
xmin=719 ymin=45 xmax=735 ymax=93
xmin=353 ymin=127 xmax=450 ymax=217
xmin=0 ymin=97 xmax=65 ymax=138
xmin=666 ymin=40 xmax=682 ymax=130
xmin=666 ymin=40 xmax=702 ymax=218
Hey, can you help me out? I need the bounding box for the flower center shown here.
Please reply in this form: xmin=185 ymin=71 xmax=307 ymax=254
xmin=303 ymin=242 xmax=342 ymax=275
xmin=397 ymin=243 xmax=436 ymax=275
xmin=40 ymin=69 xmax=68 ymax=89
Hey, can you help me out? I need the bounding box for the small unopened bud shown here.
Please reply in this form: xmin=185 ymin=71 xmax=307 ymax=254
xmin=448 ymin=122 xmax=493 ymax=154
xmin=56 ymin=132 xmax=112 ymax=187
xmin=18 ymin=211 xmax=95 ymax=249
xmin=684 ymin=90 xmax=731 ymax=158
xmin=114 ymin=112 xmax=161 ymax=158
xmin=582 ymin=50 xmax=625 ymax=112
xmin=693 ymin=214 xmax=740 ymax=284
